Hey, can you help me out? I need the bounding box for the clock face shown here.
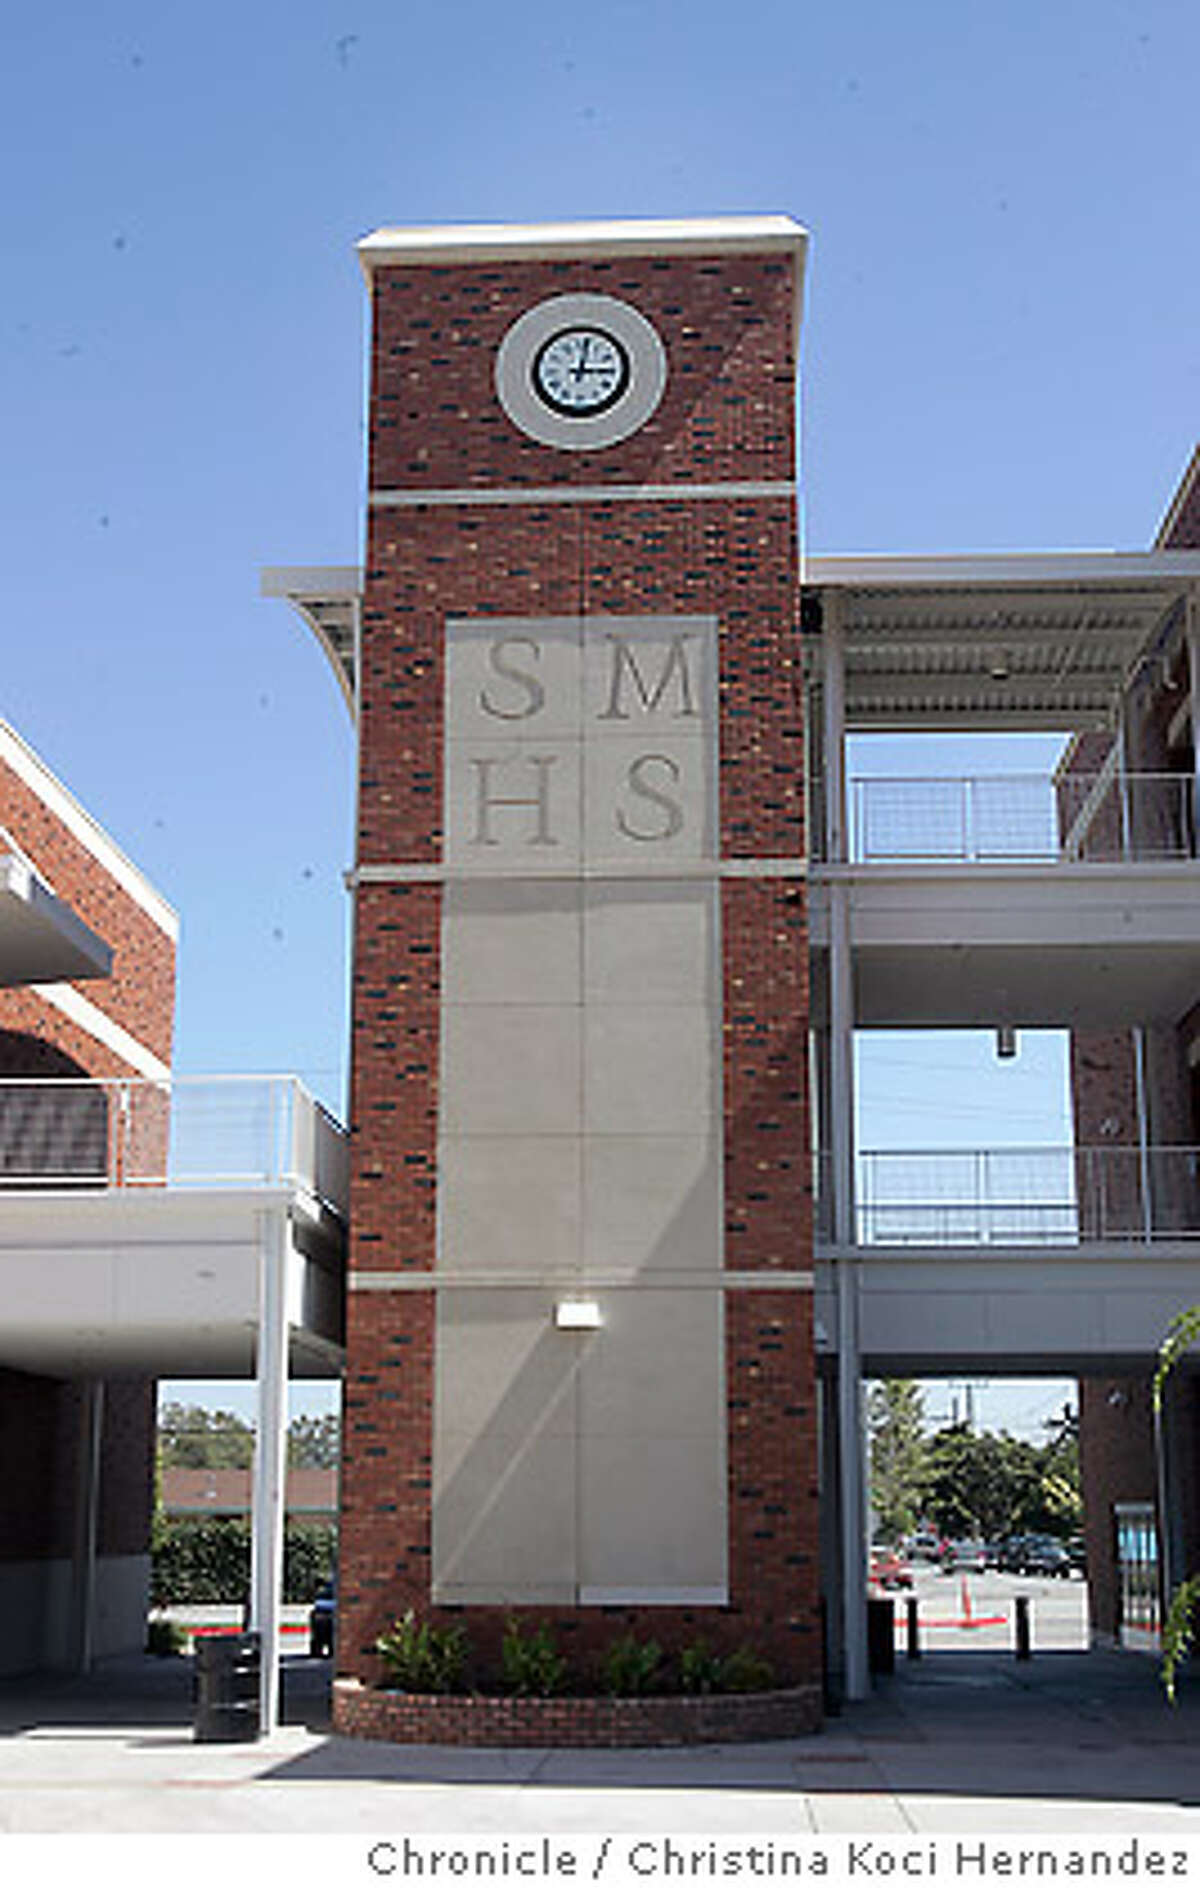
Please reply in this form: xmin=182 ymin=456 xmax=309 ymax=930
xmin=532 ymin=326 xmax=631 ymax=418
xmin=495 ymin=293 xmax=667 ymax=451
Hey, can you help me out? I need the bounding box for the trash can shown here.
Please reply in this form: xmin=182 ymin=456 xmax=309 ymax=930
xmin=867 ymin=1597 xmax=896 ymax=1675
xmin=193 ymin=1631 xmax=261 ymax=1742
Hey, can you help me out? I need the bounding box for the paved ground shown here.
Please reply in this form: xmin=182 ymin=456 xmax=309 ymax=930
xmin=878 ymin=1564 xmax=1089 ymax=1653
xmin=3 ymin=1644 xmax=1200 ymax=1839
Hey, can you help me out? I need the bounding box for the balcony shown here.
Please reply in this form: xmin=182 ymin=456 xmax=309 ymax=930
xmin=814 ymin=771 xmax=1196 ymax=866
xmin=815 ymin=1143 xmax=1200 ymax=1374
xmin=840 ymin=1144 xmax=1200 ymax=1247
xmin=0 ymin=1074 xmax=348 ymax=1210
xmin=0 ymin=1076 xmax=347 ymax=1379
xmin=808 ymin=773 xmax=1200 ymax=1030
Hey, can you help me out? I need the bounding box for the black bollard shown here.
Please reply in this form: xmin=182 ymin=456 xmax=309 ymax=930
xmin=905 ymin=1594 xmax=921 ymax=1660
xmin=1014 ymin=1593 xmax=1031 ymax=1661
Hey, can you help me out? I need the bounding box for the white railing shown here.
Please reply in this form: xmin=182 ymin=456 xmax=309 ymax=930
xmin=817 ymin=1145 xmax=1200 ymax=1247
xmin=844 ymin=773 xmax=1195 ymax=865
xmin=0 ymin=1075 xmax=347 ymax=1213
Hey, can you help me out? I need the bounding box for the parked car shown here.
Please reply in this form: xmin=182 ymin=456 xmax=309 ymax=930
xmin=999 ymin=1533 xmax=1072 ymax=1577
xmin=906 ymin=1531 xmax=942 ymax=1562
xmin=939 ymin=1538 xmax=987 ymax=1574
xmin=309 ymin=1580 xmax=336 ymax=1656
xmin=1022 ymin=1538 xmax=1073 ymax=1578
xmin=869 ymin=1545 xmax=914 ymax=1590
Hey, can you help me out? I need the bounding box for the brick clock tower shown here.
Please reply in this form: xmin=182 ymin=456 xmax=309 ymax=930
xmin=337 ymin=217 xmax=819 ymax=1728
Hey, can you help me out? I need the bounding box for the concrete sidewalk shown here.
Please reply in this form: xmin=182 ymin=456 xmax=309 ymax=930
xmin=1 ymin=1648 xmax=1199 ymax=1835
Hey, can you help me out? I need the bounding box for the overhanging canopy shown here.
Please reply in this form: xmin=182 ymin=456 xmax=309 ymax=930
xmin=805 ymin=550 xmax=1200 ymax=730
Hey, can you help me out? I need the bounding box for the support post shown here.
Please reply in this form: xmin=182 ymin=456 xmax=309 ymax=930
xmin=251 ymin=1207 xmax=290 ymax=1737
xmin=1132 ymin=1026 xmax=1154 ymax=1243
xmin=1154 ymin=1377 xmax=1186 ymax=1619
xmin=1186 ymin=591 xmax=1200 ymax=850
xmin=69 ymin=1380 xmax=104 ymax=1673
xmin=823 ymin=592 xmax=867 ymax=1698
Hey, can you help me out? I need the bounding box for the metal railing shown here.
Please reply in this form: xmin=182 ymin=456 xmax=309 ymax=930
xmin=836 ymin=773 xmax=1196 ymax=865
xmin=0 ymin=1075 xmax=348 ymax=1213
xmin=816 ymin=1144 xmax=1200 ymax=1246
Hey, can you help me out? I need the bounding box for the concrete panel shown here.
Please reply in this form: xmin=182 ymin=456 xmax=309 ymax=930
xmin=440 ymin=1005 xmax=581 ymax=1136
xmin=432 ymin=1425 xmax=577 ymax=1604
xmin=577 ymin=1434 xmax=727 ymax=1594
xmin=435 ymin=612 xmax=725 ymax=1604
xmin=580 ymin=617 xmax=717 ymax=733
xmin=578 ymin=1289 xmax=725 ymax=1438
xmin=582 ymin=1134 xmax=721 ymax=1272
xmin=94 ymin=1553 xmax=151 ymax=1660
xmin=442 ymin=882 xmax=582 ymax=1007
xmin=446 ymin=618 xmax=582 ymax=744
xmin=443 ymin=738 xmax=583 ymax=869
xmin=809 ymin=864 xmax=1200 ymax=1027
xmin=439 ymin=1138 xmax=582 ymax=1274
xmin=113 ymin=1245 xmax=260 ymax=1326
xmin=583 ymin=740 xmax=711 ymax=866
xmin=583 ymin=1004 xmax=716 ymax=1135
xmin=434 ymin=1291 xmax=582 ymax=1440
xmin=822 ymin=1249 xmax=1200 ymax=1370
xmin=1 ymin=1250 xmax=117 ymax=1324
xmin=583 ymin=882 xmax=717 ymax=1008
xmin=0 ymin=1562 xmax=52 ymax=1675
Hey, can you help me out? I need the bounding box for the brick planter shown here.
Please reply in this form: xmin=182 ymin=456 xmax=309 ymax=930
xmin=333 ymin=1678 xmax=822 ymax=1747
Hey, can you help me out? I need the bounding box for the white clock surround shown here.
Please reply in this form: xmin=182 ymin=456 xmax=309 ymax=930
xmin=495 ymin=292 xmax=668 ymax=452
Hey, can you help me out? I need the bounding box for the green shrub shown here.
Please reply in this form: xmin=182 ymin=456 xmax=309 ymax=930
xmin=679 ymin=1639 xmax=775 ymax=1694
xmin=500 ymin=1618 xmax=568 ymax=1697
xmin=145 ymin=1615 xmax=187 ymax=1657
xmin=149 ymin=1516 xmax=334 ymax=1606
xmin=679 ymin=1640 xmax=724 ymax=1694
xmin=715 ymin=1645 xmax=775 ymax=1693
xmin=376 ymin=1610 xmax=468 ymax=1693
xmin=602 ymin=1633 xmax=663 ymax=1696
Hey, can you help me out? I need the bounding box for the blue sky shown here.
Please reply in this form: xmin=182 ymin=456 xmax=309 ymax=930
xmin=4 ymin=2 xmax=1195 ymax=1429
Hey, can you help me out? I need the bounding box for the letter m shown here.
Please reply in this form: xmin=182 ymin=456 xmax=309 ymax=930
xmin=599 ymin=634 xmax=700 ymax=721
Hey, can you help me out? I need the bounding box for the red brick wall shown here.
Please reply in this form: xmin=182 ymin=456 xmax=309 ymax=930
xmin=1078 ymin=1376 xmax=1157 ymax=1640
xmin=0 ymin=735 xmax=175 ymax=1580
xmin=0 ymin=746 xmax=176 ymax=1072
xmin=341 ymin=242 xmax=819 ymax=1698
xmin=333 ymin=1677 xmax=821 ymax=1746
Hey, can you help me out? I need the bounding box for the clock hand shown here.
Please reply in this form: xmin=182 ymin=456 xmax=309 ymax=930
xmin=572 ymin=335 xmax=591 ymax=379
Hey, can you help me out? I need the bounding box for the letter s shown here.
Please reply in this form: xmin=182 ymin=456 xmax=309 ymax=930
xmin=616 ymin=753 xmax=685 ymax=843
xmin=480 ymin=637 xmax=545 ymax=720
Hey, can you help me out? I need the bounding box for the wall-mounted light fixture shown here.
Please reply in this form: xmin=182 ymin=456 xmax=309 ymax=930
xmin=554 ymin=1300 xmax=602 ymax=1331
xmin=996 ymin=1024 xmax=1018 ymax=1059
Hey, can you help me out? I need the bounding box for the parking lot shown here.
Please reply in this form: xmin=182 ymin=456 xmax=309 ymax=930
xmin=872 ymin=1561 xmax=1089 ymax=1655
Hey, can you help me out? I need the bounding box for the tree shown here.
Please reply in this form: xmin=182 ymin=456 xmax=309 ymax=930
xmin=1154 ymin=1309 xmax=1200 ymax=1701
xmin=867 ymin=1379 xmax=926 ymax=1539
xmin=157 ymin=1402 xmax=341 ymax=1472
xmin=287 ymin=1412 xmax=340 ymax=1469
xmin=920 ymin=1424 xmax=1073 ymax=1541
xmin=158 ymin=1402 xmax=253 ymax=1470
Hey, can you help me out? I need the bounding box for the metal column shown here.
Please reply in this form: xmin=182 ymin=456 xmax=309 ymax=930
xmin=823 ymin=595 xmax=868 ymax=1700
xmin=251 ymin=1207 xmax=290 ymax=1737
xmin=1186 ymin=592 xmax=1200 ymax=846
xmin=68 ymin=1380 xmax=104 ymax=1673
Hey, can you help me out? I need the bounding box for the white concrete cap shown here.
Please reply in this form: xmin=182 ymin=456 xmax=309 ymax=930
xmin=357 ymin=215 xmax=808 ymax=279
